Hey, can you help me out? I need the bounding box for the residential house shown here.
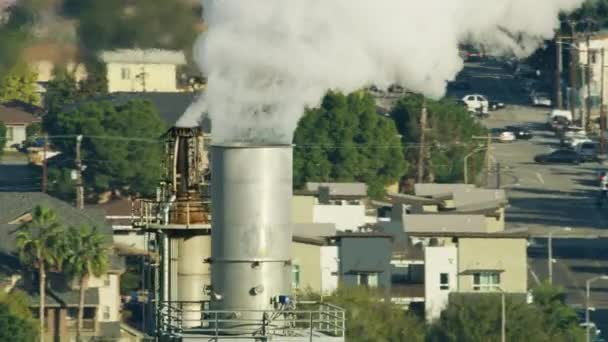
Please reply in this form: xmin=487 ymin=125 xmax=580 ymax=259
xmin=0 ymin=192 xmax=127 ymax=341
xmin=575 ymin=31 xmax=608 ymax=114
xmin=22 ymin=43 xmax=87 ymax=92
xmin=293 ymin=182 xmax=376 ymax=231
xmin=0 ymin=101 xmax=42 ymax=150
xmin=333 ymin=231 xmax=394 ymax=297
xmin=420 ymin=232 xmax=528 ymax=321
xmin=100 ymin=49 xmax=187 ymax=93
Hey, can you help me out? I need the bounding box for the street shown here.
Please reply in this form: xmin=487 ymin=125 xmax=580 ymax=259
xmin=454 ymin=59 xmax=608 ymax=335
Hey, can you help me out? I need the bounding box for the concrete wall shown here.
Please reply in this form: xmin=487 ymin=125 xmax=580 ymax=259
xmin=292 ymin=196 xmax=315 ymax=223
xmin=457 ymin=238 xmax=527 ymax=293
xmin=320 ymin=245 xmax=338 ymax=294
xmin=292 ymin=241 xmax=322 ymax=293
xmin=424 ymin=246 xmax=458 ymax=322
xmin=106 ymin=63 xmax=179 ymax=93
xmin=313 ymin=204 xmax=367 ymax=231
xmin=4 ymin=124 xmax=26 ymax=149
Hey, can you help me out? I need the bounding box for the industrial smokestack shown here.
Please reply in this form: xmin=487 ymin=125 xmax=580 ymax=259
xmin=210 ymin=143 xmax=293 ymax=325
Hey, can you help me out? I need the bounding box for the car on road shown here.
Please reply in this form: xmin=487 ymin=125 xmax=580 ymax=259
xmin=534 ymin=149 xmax=580 ymax=164
xmin=531 ymin=92 xmax=552 ymax=107
xmin=491 ymin=128 xmax=516 ymax=142
xmin=505 ymin=125 xmax=533 ymax=140
xmin=462 ymin=94 xmax=489 ymax=115
xmin=576 ymin=141 xmax=599 ymax=162
xmin=489 ymin=100 xmax=506 ymax=111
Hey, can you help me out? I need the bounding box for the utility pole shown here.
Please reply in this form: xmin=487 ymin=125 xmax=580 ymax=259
xmin=556 ymin=34 xmax=564 ymax=109
xmin=417 ymin=99 xmax=428 ymax=183
xmin=75 ymin=135 xmax=84 ymax=209
xmin=41 ymin=133 xmax=48 ymax=193
xmin=569 ymin=20 xmax=579 ymax=119
xmin=496 ymin=162 xmax=501 ymax=190
xmin=586 ymin=34 xmax=592 ymax=132
xmin=600 ymin=47 xmax=607 ymax=162
xmin=485 ymin=134 xmax=492 ymax=187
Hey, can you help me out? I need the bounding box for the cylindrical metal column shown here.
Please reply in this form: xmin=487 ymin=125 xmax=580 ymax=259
xmin=177 ymin=234 xmax=211 ymax=328
xmin=210 ymin=144 xmax=293 ymax=320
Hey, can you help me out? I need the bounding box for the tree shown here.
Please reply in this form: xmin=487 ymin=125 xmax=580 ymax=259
xmin=294 ymin=91 xmax=407 ymax=197
xmin=0 ymin=302 xmax=38 ymax=342
xmin=428 ymin=286 xmax=585 ymax=342
xmin=322 ymin=287 xmax=425 ymax=342
xmin=15 ymin=205 xmax=65 ymax=342
xmin=64 ymin=225 xmax=109 ymax=341
xmin=0 ymin=4 xmax=33 ymax=75
xmin=390 ymin=94 xmax=487 ymax=184
xmin=44 ymin=99 xmax=166 ymax=198
xmin=0 ymin=63 xmax=41 ymax=105
xmin=43 ymin=66 xmax=81 ymax=117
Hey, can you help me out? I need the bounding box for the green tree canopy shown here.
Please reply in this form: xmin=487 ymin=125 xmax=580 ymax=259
xmin=323 ymin=287 xmax=425 ymax=342
xmin=0 ymin=302 xmax=38 ymax=342
xmin=0 ymin=63 xmax=41 ymax=105
xmin=294 ymin=91 xmax=407 ymax=197
xmin=0 ymin=4 xmax=33 ymax=74
xmin=390 ymin=95 xmax=487 ymax=184
xmin=44 ymin=99 xmax=165 ymax=198
xmin=428 ymin=285 xmax=585 ymax=342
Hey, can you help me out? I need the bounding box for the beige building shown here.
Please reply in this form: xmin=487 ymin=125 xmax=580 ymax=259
xmin=22 ymin=43 xmax=87 ymax=85
xmin=100 ymin=49 xmax=187 ymax=93
xmin=292 ymin=237 xmax=324 ymax=293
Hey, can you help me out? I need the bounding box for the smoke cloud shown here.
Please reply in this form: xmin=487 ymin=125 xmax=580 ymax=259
xmin=177 ymin=0 xmax=584 ymax=143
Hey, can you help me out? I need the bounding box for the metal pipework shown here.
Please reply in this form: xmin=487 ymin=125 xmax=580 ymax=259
xmin=210 ymin=144 xmax=293 ymax=319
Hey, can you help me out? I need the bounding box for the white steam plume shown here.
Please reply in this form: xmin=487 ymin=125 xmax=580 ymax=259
xmin=176 ymin=0 xmax=584 ymax=142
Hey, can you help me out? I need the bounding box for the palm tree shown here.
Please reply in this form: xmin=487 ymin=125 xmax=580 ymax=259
xmin=15 ymin=205 xmax=65 ymax=342
xmin=64 ymin=225 xmax=109 ymax=341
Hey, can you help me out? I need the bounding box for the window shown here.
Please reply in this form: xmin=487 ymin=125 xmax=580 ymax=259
xmin=439 ymin=273 xmax=449 ymax=290
xmin=104 ymin=275 xmax=111 ymax=287
xmin=292 ymin=265 xmax=300 ymax=289
xmin=5 ymin=126 xmax=13 ymax=141
xmin=592 ymin=52 xmax=598 ymax=64
xmin=473 ymin=272 xmax=501 ymax=291
xmin=103 ymin=306 xmax=110 ymax=320
xmin=121 ymin=67 xmax=131 ymax=80
xmin=357 ymin=273 xmax=378 ymax=288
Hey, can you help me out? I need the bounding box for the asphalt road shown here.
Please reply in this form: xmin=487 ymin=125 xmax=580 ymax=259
xmin=454 ymin=59 xmax=608 ymax=335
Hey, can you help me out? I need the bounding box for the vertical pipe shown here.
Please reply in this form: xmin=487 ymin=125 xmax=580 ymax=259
xmin=556 ymin=36 xmax=563 ymax=109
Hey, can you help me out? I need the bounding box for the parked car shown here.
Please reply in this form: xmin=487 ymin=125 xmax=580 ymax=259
xmin=505 ymin=125 xmax=533 ymax=140
xmin=534 ymin=149 xmax=580 ymax=164
xmin=462 ymin=94 xmax=489 ymax=115
xmin=576 ymin=141 xmax=599 ymax=162
xmin=531 ymin=92 xmax=552 ymax=107
xmin=564 ymin=136 xmax=592 ymax=150
xmin=547 ymin=109 xmax=573 ymax=131
xmin=492 ymin=128 xmax=516 ymax=142
xmin=489 ymin=100 xmax=506 ymax=111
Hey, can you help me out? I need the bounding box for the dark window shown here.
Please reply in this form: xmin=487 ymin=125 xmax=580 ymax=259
xmin=440 ymin=273 xmax=449 ymax=290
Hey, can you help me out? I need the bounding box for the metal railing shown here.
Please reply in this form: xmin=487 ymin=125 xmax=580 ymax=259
xmin=157 ymin=301 xmax=345 ymax=339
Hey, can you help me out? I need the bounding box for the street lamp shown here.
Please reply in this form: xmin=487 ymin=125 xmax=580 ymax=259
xmin=464 ymin=146 xmax=486 ymax=184
xmin=547 ymin=227 xmax=572 ymax=284
xmin=586 ymin=275 xmax=608 ymax=342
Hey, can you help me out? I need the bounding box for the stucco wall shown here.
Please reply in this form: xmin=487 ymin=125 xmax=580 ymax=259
xmin=457 ymin=238 xmax=527 ymax=293
xmin=292 ymin=196 xmax=315 ymax=223
xmin=313 ymin=204 xmax=366 ymax=231
xmin=5 ymin=125 xmax=26 ymax=149
xmin=106 ymin=63 xmax=179 ymax=92
xmin=424 ymin=246 xmax=458 ymax=322
xmin=320 ymin=245 xmax=338 ymax=294
xmin=292 ymin=241 xmax=322 ymax=293
xmin=32 ymin=60 xmax=87 ymax=83
xmin=93 ymin=273 xmax=122 ymax=323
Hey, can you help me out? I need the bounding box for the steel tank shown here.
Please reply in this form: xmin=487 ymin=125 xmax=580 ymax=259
xmin=210 ymin=143 xmax=292 ymax=319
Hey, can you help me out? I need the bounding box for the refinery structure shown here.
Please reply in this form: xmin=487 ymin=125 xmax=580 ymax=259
xmin=134 ymin=126 xmax=345 ymax=341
